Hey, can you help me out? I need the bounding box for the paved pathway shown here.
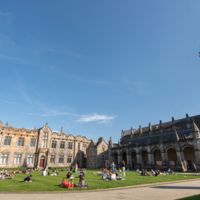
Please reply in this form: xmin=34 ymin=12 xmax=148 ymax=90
xmin=1 ymin=179 xmax=200 ymax=200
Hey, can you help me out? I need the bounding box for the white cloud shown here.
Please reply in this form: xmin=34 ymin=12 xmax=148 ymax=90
xmin=77 ymin=113 xmax=116 ymax=123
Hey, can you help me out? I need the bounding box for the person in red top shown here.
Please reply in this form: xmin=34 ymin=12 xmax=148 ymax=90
xmin=61 ymin=178 xmax=68 ymax=188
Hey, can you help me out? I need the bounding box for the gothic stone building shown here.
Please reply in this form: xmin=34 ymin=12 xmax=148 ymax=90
xmin=109 ymin=114 xmax=200 ymax=171
xmin=0 ymin=123 xmax=108 ymax=169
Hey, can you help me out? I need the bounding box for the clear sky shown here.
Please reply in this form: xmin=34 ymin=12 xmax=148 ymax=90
xmin=0 ymin=0 xmax=200 ymax=142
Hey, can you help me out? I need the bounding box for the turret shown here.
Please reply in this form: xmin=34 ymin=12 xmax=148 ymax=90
xmin=108 ymin=136 xmax=113 ymax=147
xmin=149 ymin=123 xmax=152 ymax=132
xmin=139 ymin=125 xmax=142 ymax=134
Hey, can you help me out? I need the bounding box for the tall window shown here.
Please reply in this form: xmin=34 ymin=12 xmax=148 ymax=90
xmin=17 ymin=137 xmax=24 ymax=146
xmin=67 ymin=156 xmax=72 ymax=164
xmin=78 ymin=143 xmax=80 ymax=150
xmin=68 ymin=142 xmax=73 ymax=149
xmin=4 ymin=136 xmax=12 ymax=146
xmin=51 ymin=140 xmax=57 ymax=148
xmin=42 ymin=132 xmax=48 ymax=148
xmin=60 ymin=141 xmax=65 ymax=149
xmin=59 ymin=155 xmax=64 ymax=163
xmin=50 ymin=155 xmax=56 ymax=163
xmin=83 ymin=144 xmax=87 ymax=151
xmin=14 ymin=154 xmax=22 ymax=165
xmin=30 ymin=138 xmax=36 ymax=147
xmin=0 ymin=153 xmax=9 ymax=165
xmin=27 ymin=154 xmax=34 ymax=165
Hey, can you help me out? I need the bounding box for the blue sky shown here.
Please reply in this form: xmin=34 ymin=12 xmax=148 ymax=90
xmin=0 ymin=0 xmax=200 ymax=142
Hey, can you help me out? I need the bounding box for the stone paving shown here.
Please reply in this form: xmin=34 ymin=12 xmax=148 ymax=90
xmin=1 ymin=179 xmax=200 ymax=200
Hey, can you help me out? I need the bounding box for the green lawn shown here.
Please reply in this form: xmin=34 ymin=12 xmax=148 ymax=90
xmin=179 ymin=195 xmax=200 ymax=200
xmin=0 ymin=170 xmax=200 ymax=192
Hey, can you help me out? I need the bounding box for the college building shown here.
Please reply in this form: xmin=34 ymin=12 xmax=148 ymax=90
xmin=1 ymin=114 xmax=200 ymax=171
xmin=109 ymin=114 xmax=200 ymax=171
xmin=0 ymin=123 xmax=108 ymax=169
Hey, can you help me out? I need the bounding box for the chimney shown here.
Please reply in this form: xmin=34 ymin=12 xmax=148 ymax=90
xmin=139 ymin=125 xmax=142 ymax=134
xmin=149 ymin=123 xmax=152 ymax=131
xmin=121 ymin=130 xmax=124 ymax=137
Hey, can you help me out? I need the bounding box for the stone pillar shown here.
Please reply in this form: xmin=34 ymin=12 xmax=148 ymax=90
xmin=136 ymin=153 xmax=141 ymax=169
xmin=161 ymin=152 xmax=167 ymax=168
xmin=176 ymin=151 xmax=186 ymax=171
xmin=126 ymin=150 xmax=131 ymax=169
xmin=148 ymin=152 xmax=153 ymax=169
xmin=194 ymin=150 xmax=200 ymax=171
xmin=117 ymin=151 xmax=121 ymax=165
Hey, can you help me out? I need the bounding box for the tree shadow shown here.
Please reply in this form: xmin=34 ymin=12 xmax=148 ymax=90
xmin=152 ymin=186 xmax=200 ymax=190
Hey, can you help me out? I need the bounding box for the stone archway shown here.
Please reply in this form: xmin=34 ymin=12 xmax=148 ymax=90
xmin=113 ymin=152 xmax=118 ymax=165
xmin=122 ymin=151 xmax=127 ymax=164
xmin=131 ymin=151 xmax=137 ymax=169
xmin=39 ymin=155 xmax=46 ymax=168
xmin=153 ymin=149 xmax=162 ymax=169
xmin=167 ymin=148 xmax=177 ymax=169
xmin=77 ymin=151 xmax=87 ymax=168
xmin=141 ymin=150 xmax=148 ymax=167
xmin=183 ymin=146 xmax=196 ymax=171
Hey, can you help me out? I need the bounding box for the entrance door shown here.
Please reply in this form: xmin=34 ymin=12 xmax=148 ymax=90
xmin=39 ymin=156 xmax=45 ymax=168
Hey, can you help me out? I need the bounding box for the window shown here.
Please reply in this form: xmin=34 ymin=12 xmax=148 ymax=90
xmin=67 ymin=156 xmax=72 ymax=164
xmin=4 ymin=136 xmax=12 ymax=146
xmin=14 ymin=154 xmax=22 ymax=165
xmin=68 ymin=142 xmax=73 ymax=149
xmin=42 ymin=132 xmax=48 ymax=148
xmin=30 ymin=138 xmax=36 ymax=147
xmin=60 ymin=141 xmax=65 ymax=149
xmin=83 ymin=144 xmax=87 ymax=151
xmin=51 ymin=140 xmax=57 ymax=148
xmin=59 ymin=155 xmax=64 ymax=163
xmin=27 ymin=154 xmax=34 ymax=165
xmin=17 ymin=137 xmax=24 ymax=146
xmin=102 ymin=145 xmax=105 ymax=152
xmin=0 ymin=153 xmax=9 ymax=165
xmin=50 ymin=155 xmax=56 ymax=163
xmin=78 ymin=143 xmax=80 ymax=150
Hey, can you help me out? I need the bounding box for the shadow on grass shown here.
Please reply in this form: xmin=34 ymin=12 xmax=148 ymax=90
xmin=152 ymin=186 xmax=200 ymax=190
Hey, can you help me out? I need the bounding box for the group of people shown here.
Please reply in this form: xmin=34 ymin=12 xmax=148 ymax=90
xmin=61 ymin=168 xmax=88 ymax=189
xmin=0 ymin=170 xmax=15 ymax=180
xmin=99 ymin=161 xmax=126 ymax=181
xmin=137 ymin=168 xmax=176 ymax=176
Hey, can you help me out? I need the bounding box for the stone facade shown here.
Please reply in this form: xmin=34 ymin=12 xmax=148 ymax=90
xmin=87 ymin=137 xmax=108 ymax=168
xmin=0 ymin=123 xmax=108 ymax=169
xmin=109 ymin=114 xmax=200 ymax=171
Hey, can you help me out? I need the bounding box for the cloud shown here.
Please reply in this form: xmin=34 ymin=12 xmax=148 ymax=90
xmin=77 ymin=113 xmax=116 ymax=123
xmin=28 ymin=110 xmax=78 ymax=118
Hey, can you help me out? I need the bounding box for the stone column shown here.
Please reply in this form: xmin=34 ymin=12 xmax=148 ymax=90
xmin=161 ymin=152 xmax=167 ymax=168
xmin=148 ymin=152 xmax=153 ymax=169
xmin=136 ymin=152 xmax=141 ymax=169
xmin=194 ymin=149 xmax=200 ymax=171
xmin=176 ymin=151 xmax=186 ymax=171
xmin=117 ymin=151 xmax=121 ymax=165
xmin=126 ymin=150 xmax=131 ymax=169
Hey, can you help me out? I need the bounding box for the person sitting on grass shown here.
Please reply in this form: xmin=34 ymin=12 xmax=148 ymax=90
xmin=76 ymin=170 xmax=88 ymax=188
xmin=24 ymin=175 xmax=32 ymax=182
xmin=61 ymin=178 xmax=68 ymax=188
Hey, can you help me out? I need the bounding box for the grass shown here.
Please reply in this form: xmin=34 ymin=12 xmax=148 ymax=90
xmin=0 ymin=170 xmax=200 ymax=192
xmin=179 ymin=195 xmax=200 ymax=200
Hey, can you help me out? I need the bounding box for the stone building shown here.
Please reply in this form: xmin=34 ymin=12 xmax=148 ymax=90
xmin=109 ymin=114 xmax=200 ymax=171
xmin=87 ymin=137 xmax=108 ymax=168
xmin=0 ymin=122 xmax=108 ymax=169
